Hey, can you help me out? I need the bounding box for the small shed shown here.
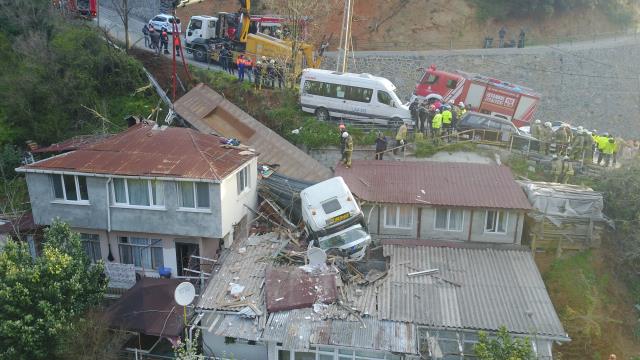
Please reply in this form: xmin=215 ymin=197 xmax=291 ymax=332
xmin=519 ymin=181 xmax=612 ymax=252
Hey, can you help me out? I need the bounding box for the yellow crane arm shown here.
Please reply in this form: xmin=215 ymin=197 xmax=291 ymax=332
xmin=239 ymin=0 xmax=251 ymax=43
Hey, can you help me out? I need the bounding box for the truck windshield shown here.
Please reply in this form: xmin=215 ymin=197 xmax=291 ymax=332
xmin=319 ymin=227 xmax=368 ymax=250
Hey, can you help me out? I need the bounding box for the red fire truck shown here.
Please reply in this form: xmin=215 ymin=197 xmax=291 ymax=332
xmin=54 ymin=0 xmax=97 ymax=19
xmin=412 ymin=65 xmax=540 ymax=127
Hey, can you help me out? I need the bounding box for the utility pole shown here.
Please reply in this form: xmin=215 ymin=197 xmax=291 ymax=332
xmin=337 ymin=0 xmax=354 ymax=73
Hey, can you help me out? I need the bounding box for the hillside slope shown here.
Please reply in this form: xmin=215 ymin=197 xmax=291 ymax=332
xmin=176 ymin=0 xmax=637 ymax=51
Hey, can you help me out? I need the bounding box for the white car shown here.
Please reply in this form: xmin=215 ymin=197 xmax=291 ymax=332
xmin=148 ymin=14 xmax=182 ymax=34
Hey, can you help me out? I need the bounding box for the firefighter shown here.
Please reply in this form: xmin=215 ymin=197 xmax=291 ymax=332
xmin=603 ymin=135 xmax=616 ymax=167
xmin=426 ymin=104 xmax=436 ymax=137
xmin=554 ymin=124 xmax=570 ymax=156
xmin=267 ymin=59 xmax=276 ymax=88
xmin=550 ymin=154 xmax=562 ymax=182
xmin=149 ymin=26 xmax=160 ymax=55
xmin=458 ymin=102 xmax=467 ymax=117
xmin=236 ymin=54 xmax=246 ymax=81
xmin=142 ymin=24 xmax=150 ymax=48
xmin=539 ymin=122 xmax=553 ymax=155
xmin=253 ymin=61 xmax=262 ymax=89
xmin=342 ymin=132 xmax=353 ymax=168
xmin=339 ymin=123 xmax=347 ymax=162
xmin=173 ymin=32 xmax=181 ymax=56
xmin=613 ymin=136 xmax=624 ymax=166
xmin=561 ymin=156 xmax=574 ymax=184
xmin=245 ymin=57 xmax=253 ymax=83
xmin=432 ymin=109 xmax=442 ymax=144
xmin=581 ymin=129 xmax=594 ymax=163
xmin=441 ymin=105 xmax=452 ymax=140
xmin=375 ymin=132 xmax=387 ymax=160
xmin=596 ymin=132 xmax=609 ymax=165
xmin=530 ymin=119 xmax=542 ymax=139
xmin=570 ymin=128 xmax=585 ymax=160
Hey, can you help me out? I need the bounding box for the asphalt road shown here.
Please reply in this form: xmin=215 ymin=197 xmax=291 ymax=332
xmin=96 ymin=6 xmax=224 ymax=72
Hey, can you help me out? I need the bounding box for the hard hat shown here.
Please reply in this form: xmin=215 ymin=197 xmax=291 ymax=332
xmin=256 ymin=61 xmax=261 ymax=64
xmin=603 ymin=132 xmax=609 ymax=137
xmin=338 ymin=123 xmax=346 ymax=130
xmin=448 ymin=99 xmax=454 ymax=104
xmin=534 ymin=119 xmax=541 ymax=124
xmin=435 ymin=109 xmax=440 ymax=113
xmin=261 ymin=56 xmax=267 ymax=61
xmin=459 ymin=102 xmax=465 ymax=108
xmin=544 ymin=121 xmax=552 ymax=127
xmin=563 ymin=155 xmax=570 ymax=160
xmin=552 ymin=154 xmax=558 ymax=159
xmin=342 ymin=132 xmax=349 ymax=138
xmin=270 ymin=59 xmax=275 ymax=64
xmin=563 ymin=123 xmax=570 ymax=127
xmin=577 ymin=126 xmax=584 ymax=131
xmin=591 ymin=129 xmax=597 ymax=134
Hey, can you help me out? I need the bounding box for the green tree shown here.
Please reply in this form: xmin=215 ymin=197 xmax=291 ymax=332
xmin=174 ymin=329 xmax=202 ymax=360
xmin=0 ymin=220 xmax=107 ymax=359
xmin=473 ymin=326 xmax=534 ymax=360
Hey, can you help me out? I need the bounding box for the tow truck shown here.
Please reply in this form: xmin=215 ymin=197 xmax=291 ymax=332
xmin=184 ymin=0 xmax=326 ymax=75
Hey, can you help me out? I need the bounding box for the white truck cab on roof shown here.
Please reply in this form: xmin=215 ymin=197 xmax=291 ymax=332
xmin=300 ymin=177 xmax=370 ymax=261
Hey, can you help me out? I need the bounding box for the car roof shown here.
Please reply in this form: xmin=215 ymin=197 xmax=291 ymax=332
xmin=462 ymin=111 xmax=513 ymax=125
xmin=155 ymin=14 xmax=175 ymax=18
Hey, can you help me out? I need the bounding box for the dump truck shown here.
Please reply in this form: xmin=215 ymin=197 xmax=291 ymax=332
xmin=300 ymin=177 xmax=370 ymax=261
xmin=412 ymin=65 xmax=541 ymax=127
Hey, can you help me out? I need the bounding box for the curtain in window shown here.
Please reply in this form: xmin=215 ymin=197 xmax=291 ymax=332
xmin=435 ymin=209 xmax=448 ymax=229
xmin=52 ymin=175 xmax=64 ymax=199
xmin=497 ymin=212 xmax=507 ymax=232
xmin=398 ymin=206 xmax=413 ymax=228
xmin=128 ymin=180 xmax=150 ymax=206
xmin=113 ymin=178 xmax=127 ymax=203
xmin=77 ymin=176 xmax=89 ymax=200
xmin=151 ymin=180 xmax=164 ymax=206
xmin=196 ymin=182 xmax=209 ymax=208
xmin=449 ymin=209 xmax=463 ymax=231
xmin=131 ymin=237 xmax=151 ymax=268
xmin=385 ymin=206 xmax=397 ymax=227
xmin=180 ymin=182 xmax=195 ymax=207
xmin=485 ymin=211 xmax=496 ymax=231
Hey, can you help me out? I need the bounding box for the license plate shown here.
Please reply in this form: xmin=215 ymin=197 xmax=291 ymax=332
xmin=330 ymin=212 xmax=350 ymax=224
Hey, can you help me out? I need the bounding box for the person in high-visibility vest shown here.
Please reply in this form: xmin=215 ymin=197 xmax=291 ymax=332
xmin=441 ymin=105 xmax=452 ymax=140
xmin=596 ymin=132 xmax=610 ymax=165
xmin=431 ymin=109 xmax=442 ymax=144
xmin=603 ymin=135 xmax=616 ymax=167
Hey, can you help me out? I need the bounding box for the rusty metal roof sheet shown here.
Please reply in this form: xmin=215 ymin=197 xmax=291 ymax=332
xmin=264 ymin=266 xmax=338 ymax=313
xmin=335 ymin=160 xmax=532 ymax=210
xmin=20 ymin=122 xmax=254 ymax=181
xmin=377 ymin=243 xmax=568 ymax=340
xmin=31 ymin=134 xmax=114 ymax=153
xmin=173 ymin=84 xmax=332 ymax=182
xmin=262 ymin=309 xmax=418 ymax=354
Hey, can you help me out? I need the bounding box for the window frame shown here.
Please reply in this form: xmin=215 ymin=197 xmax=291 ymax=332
xmin=383 ymin=205 xmax=414 ymax=229
xmin=484 ymin=210 xmax=509 ymax=234
xmin=51 ymin=174 xmax=89 ymax=203
xmin=118 ymin=236 xmax=164 ymax=270
xmin=236 ymin=166 xmax=250 ymax=195
xmin=377 ymin=90 xmax=394 ymax=107
xmin=177 ymin=181 xmax=211 ymax=210
xmin=434 ymin=208 xmax=464 ymax=232
xmin=112 ymin=178 xmax=165 ymax=209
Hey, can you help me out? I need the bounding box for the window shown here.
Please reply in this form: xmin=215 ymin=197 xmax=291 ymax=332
xmin=178 ymin=181 xmax=210 ymax=209
xmin=118 ymin=237 xmax=164 ymax=269
xmin=237 ymin=166 xmax=250 ymax=194
xmin=303 ymin=80 xmax=373 ymax=103
xmin=189 ymin=19 xmax=202 ymax=30
xmin=152 ymin=16 xmax=164 ymax=22
xmin=112 ymin=178 xmax=164 ymax=207
xmin=377 ymin=90 xmax=394 ymax=106
xmin=435 ymin=208 xmax=463 ymax=231
xmin=422 ymin=73 xmax=439 ymax=84
xmin=485 ymin=210 xmax=508 ymax=233
xmin=446 ymin=79 xmax=458 ymax=89
xmin=321 ymin=198 xmax=341 ymax=214
xmin=345 ymin=86 xmax=373 ymax=103
xmin=51 ymin=174 xmax=89 ymax=202
xmin=80 ymin=233 xmax=101 ymax=263
xmin=277 ymin=346 xmax=397 ymax=360
xmin=384 ymin=206 xmax=413 ymax=229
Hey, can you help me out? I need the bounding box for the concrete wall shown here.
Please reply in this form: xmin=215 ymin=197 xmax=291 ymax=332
xmin=363 ymin=203 xmax=523 ymax=245
xmin=322 ymin=35 xmax=640 ymax=137
xmin=219 ymin=158 xmax=258 ymax=241
xmin=101 ymin=0 xmax=172 ymax=22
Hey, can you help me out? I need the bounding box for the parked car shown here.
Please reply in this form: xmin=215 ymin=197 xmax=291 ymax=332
xmin=148 ymin=14 xmax=182 ymax=33
xmin=457 ymin=112 xmax=540 ymax=151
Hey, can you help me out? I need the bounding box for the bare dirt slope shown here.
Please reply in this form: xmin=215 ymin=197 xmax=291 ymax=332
xmin=177 ymin=0 xmax=634 ymax=51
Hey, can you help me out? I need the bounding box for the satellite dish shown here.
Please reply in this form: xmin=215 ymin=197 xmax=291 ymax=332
xmin=174 ymin=281 xmax=196 ymax=306
xmin=307 ymin=246 xmax=327 ymax=266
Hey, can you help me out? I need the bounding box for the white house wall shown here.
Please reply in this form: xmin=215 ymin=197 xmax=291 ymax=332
xmin=219 ymin=157 xmax=258 ymax=243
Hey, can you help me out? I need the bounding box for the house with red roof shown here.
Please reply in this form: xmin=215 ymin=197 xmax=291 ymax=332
xmin=335 ymin=160 xmax=532 ymax=245
xmin=17 ymin=120 xmax=258 ymax=278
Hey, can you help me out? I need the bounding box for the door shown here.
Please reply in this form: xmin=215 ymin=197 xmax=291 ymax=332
xmin=368 ymin=89 xmax=397 ymax=124
xmin=175 ymin=242 xmax=200 ymax=277
xmin=186 ymin=18 xmax=204 ymax=43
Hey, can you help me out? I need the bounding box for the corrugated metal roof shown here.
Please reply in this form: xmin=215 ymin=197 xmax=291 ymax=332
xmin=265 ymin=266 xmax=338 ymax=312
xmin=208 ymin=313 xmax=261 ymax=341
xmin=173 ymin=84 xmax=332 ymax=182
xmin=32 ymin=134 xmax=113 ymax=153
xmin=335 ymin=160 xmax=532 ymax=210
xmin=262 ymin=309 xmax=418 ymax=354
xmin=21 ymin=122 xmax=254 ymax=181
xmin=378 ymin=244 xmax=568 ymax=340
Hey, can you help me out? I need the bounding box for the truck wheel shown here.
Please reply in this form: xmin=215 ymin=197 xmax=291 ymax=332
xmin=193 ymin=46 xmax=207 ymax=62
xmin=315 ymin=108 xmax=330 ymax=122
